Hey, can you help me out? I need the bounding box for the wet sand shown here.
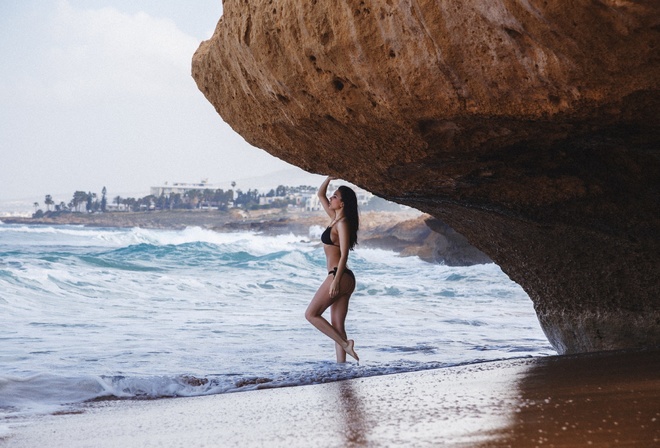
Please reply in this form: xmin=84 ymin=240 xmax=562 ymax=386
xmin=4 ymin=349 xmax=659 ymax=447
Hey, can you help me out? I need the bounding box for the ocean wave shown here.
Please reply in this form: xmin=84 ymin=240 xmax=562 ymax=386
xmin=0 ymin=225 xmax=554 ymax=421
xmin=80 ymin=241 xmax=321 ymax=273
xmin=0 ymin=224 xmax=92 ymax=236
xmin=0 ymin=358 xmax=474 ymax=417
xmin=0 ymin=224 xmax=315 ymax=253
xmin=97 ymin=226 xmax=310 ymax=251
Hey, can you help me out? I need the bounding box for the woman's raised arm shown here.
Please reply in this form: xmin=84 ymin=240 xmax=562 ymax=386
xmin=317 ymin=176 xmax=335 ymax=219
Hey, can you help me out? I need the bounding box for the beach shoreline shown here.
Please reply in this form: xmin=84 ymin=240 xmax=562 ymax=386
xmin=3 ymin=348 xmax=658 ymax=447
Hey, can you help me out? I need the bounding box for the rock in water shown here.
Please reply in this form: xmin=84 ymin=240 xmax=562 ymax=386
xmin=192 ymin=1 xmax=660 ymax=354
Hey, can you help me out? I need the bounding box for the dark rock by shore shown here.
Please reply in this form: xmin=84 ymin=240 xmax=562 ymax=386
xmin=1 ymin=209 xmax=491 ymax=266
xmin=362 ymin=216 xmax=492 ymax=266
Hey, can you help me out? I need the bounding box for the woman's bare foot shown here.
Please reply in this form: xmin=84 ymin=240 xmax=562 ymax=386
xmin=343 ymin=339 xmax=359 ymax=362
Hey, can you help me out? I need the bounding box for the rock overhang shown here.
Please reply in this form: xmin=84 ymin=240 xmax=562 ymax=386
xmin=192 ymin=0 xmax=660 ymax=354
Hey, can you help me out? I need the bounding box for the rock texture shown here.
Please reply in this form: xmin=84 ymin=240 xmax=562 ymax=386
xmin=192 ymin=0 xmax=660 ymax=354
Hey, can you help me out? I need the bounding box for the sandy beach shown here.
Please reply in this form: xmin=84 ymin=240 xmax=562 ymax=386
xmin=3 ymin=349 xmax=658 ymax=447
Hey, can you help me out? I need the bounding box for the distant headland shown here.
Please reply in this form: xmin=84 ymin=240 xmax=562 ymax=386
xmin=2 ymin=182 xmax=490 ymax=267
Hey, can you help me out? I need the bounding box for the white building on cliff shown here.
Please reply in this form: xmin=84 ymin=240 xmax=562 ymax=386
xmin=150 ymin=179 xmax=224 ymax=197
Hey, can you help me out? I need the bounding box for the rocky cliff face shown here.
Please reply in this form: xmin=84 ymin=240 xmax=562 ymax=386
xmin=192 ymin=0 xmax=660 ymax=354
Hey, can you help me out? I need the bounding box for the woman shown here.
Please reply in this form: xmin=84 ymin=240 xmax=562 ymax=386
xmin=305 ymin=176 xmax=360 ymax=363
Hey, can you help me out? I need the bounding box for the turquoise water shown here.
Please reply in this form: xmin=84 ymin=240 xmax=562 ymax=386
xmin=0 ymin=223 xmax=554 ymax=417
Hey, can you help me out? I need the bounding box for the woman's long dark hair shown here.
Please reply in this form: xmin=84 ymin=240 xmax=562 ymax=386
xmin=338 ymin=185 xmax=359 ymax=250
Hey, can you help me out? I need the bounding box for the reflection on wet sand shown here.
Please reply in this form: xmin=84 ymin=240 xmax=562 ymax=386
xmin=325 ymin=362 xmax=518 ymax=446
xmin=478 ymin=349 xmax=660 ymax=447
xmin=336 ymin=381 xmax=368 ymax=446
xmin=323 ymin=350 xmax=659 ymax=447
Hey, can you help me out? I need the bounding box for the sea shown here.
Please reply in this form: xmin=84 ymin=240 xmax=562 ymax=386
xmin=0 ymin=222 xmax=555 ymax=423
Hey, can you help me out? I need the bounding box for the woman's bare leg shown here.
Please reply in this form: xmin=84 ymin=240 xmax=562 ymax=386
xmin=331 ymin=271 xmax=357 ymax=362
xmin=305 ymin=276 xmax=347 ymax=347
xmin=331 ymin=295 xmax=349 ymax=363
xmin=305 ymin=275 xmax=358 ymax=361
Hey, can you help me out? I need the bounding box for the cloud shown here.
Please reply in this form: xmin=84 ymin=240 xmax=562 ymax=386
xmin=0 ymin=1 xmax=301 ymax=203
xmin=46 ymin=0 xmax=199 ymax=102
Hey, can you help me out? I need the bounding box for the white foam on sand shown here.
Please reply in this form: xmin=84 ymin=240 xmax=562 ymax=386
xmin=4 ymin=351 xmax=658 ymax=448
xmin=2 ymin=359 xmax=527 ymax=447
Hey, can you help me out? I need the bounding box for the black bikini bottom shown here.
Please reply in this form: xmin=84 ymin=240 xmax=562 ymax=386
xmin=329 ymin=267 xmax=355 ymax=280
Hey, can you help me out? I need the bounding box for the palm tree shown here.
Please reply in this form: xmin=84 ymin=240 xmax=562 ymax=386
xmin=86 ymin=192 xmax=97 ymax=212
xmin=33 ymin=202 xmax=39 ymax=213
xmin=169 ymin=193 xmax=181 ymax=209
xmin=101 ymin=187 xmax=107 ymax=212
xmin=44 ymin=195 xmax=54 ymax=211
xmin=142 ymin=195 xmax=156 ymax=211
xmin=72 ymin=191 xmax=88 ymax=212
xmin=185 ymin=189 xmax=201 ymax=208
xmin=202 ymin=188 xmax=215 ymax=210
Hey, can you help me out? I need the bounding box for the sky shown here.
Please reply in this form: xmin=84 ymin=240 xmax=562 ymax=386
xmin=0 ymin=0 xmax=322 ymax=208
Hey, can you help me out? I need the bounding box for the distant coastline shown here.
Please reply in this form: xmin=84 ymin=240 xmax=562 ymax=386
xmin=1 ymin=208 xmax=491 ymax=266
xmin=3 ymin=181 xmax=494 ymax=265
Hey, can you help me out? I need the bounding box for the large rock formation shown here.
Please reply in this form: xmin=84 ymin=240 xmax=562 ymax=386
xmin=192 ymin=0 xmax=660 ymax=354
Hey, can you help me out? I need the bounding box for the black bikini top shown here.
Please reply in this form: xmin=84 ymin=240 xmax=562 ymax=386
xmin=321 ymin=226 xmax=338 ymax=246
